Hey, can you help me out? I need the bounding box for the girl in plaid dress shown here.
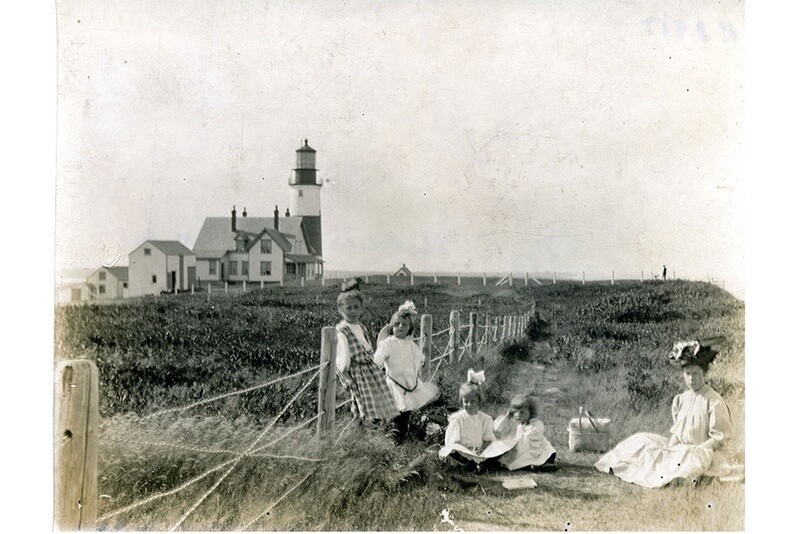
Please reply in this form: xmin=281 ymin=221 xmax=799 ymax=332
xmin=335 ymin=278 xmax=399 ymax=422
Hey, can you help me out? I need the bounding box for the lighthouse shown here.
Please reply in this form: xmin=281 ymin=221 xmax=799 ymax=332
xmin=289 ymin=139 xmax=321 ymax=217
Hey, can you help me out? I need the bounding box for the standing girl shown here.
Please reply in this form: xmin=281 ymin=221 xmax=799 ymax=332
xmin=493 ymin=391 xmax=557 ymax=471
xmin=335 ymin=278 xmax=399 ymax=422
xmin=373 ymin=300 xmax=439 ymax=441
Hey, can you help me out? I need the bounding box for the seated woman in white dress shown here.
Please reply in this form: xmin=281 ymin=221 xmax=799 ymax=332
xmin=595 ymin=337 xmax=744 ymax=488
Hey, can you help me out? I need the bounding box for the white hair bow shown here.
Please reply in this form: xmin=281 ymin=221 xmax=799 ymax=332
xmin=467 ymin=368 xmax=485 ymax=385
xmin=669 ymin=340 xmax=700 ymax=362
xmin=398 ymin=300 xmax=417 ymax=315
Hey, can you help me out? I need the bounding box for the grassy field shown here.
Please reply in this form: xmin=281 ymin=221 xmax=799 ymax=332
xmin=56 ymin=279 xmax=744 ymax=531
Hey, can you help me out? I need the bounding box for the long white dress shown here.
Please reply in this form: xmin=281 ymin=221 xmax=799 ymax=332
xmin=494 ymin=416 xmax=557 ymax=470
xmin=595 ymin=384 xmax=744 ymax=488
xmin=439 ymin=410 xmax=514 ymax=464
xmin=373 ymin=336 xmax=438 ymax=412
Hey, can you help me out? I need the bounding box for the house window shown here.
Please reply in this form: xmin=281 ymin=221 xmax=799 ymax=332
xmin=99 ymin=271 xmax=106 ymax=281
xmin=260 ymin=261 xmax=272 ymax=276
xmin=123 ymin=282 xmax=128 ymax=289
xmin=236 ymin=239 xmax=245 ymax=253
xmin=286 ymin=264 xmax=296 ymax=276
xmin=298 ymin=189 xmax=304 ymax=197
xmin=209 ymin=260 xmax=217 ymax=275
xmin=261 ymin=239 xmax=272 ymax=254
xmin=99 ymin=285 xmax=106 ymax=294
xmin=152 ymin=275 xmax=157 ymax=283
xmin=144 ymin=248 xmax=151 ymax=256
xmin=229 ymin=261 xmax=238 ymax=276
xmin=242 ymin=261 xmax=249 ymax=276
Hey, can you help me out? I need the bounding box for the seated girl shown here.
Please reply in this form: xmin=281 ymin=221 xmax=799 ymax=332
xmin=595 ymin=337 xmax=744 ymax=488
xmin=439 ymin=370 xmax=513 ymax=471
xmin=494 ymin=391 xmax=557 ymax=471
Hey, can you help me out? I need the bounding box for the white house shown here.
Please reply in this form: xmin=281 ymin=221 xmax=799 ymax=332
xmin=127 ymin=240 xmax=196 ymax=297
xmin=192 ymin=140 xmax=324 ymax=285
xmin=76 ymin=266 xmax=129 ymax=301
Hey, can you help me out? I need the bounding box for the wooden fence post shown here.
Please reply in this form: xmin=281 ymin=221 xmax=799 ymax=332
xmin=641 ymin=269 xmax=644 ymax=283
xmin=207 ymin=283 xmax=211 ymax=301
xmin=387 ymin=274 xmax=390 ymax=284
xmin=433 ymin=273 xmax=438 ymax=283
xmin=492 ymin=316 xmax=498 ymax=341
xmin=243 ymin=280 xmax=247 ymax=293
xmin=261 ymin=280 xmax=265 ymax=289
xmin=502 ymin=316 xmax=508 ymax=339
xmin=317 ymin=327 xmax=338 ymax=441
xmin=55 ymin=359 xmax=99 ymax=530
xmin=457 ymin=273 xmax=461 ymax=285
xmin=611 ymin=271 xmax=615 ymax=286
xmin=224 ymin=281 xmax=228 ymax=294
xmin=174 ymin=285 xmax=178 ymax=295
xmin=469 ymin=312 xmax=478 ymax=358
xmin=420 ymin=314 xmax=432 ymax=362
xmin=582 ymin=271 xmax=585 ymax=285
xmin=525 ymin=272 xmax=529 ymax=286
xmin=449 ymin=311 xmax=460 ymax=363
xmin=510 ymin=273 xmax=514 ymax=287
xmin=553 ymin=272 xmax=557 ymax=285
xmin=483 ymin=273 xmax=486 ymax=286
xmin=411 ymin=273 xmax=414 ymax=286
xmin=190 ymin=284 xmax=194 ymax=295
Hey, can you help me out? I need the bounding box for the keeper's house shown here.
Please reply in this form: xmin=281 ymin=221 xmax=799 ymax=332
xmin=127 ymin=240 xmax=196 ymax=297
xmin=192 ymin=140 xmax=324 ymax=285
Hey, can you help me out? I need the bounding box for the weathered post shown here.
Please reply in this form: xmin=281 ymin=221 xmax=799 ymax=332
xmin=411 ymin=273 xmax=414 ymax=286
xmin=611 ymin=271 xmax=615 ymax=286
xmin=365 ymin=275 xmax=369 ymax=283
xmin=174 ymin=285 xmax=178 ymax=295
xmin=510 ymin=273 xmax=514 ymax=287
xmin=387 ymin=274 xmax=390 ymax=284
xmin=582 ymin=271 xmax=586 ymax=285
xmin=224 ymin=281 xmax=228 ymax=294
xmin=261 ymin=280 xmax=265 ymax=289
xmin=317 ymin=327 xmax=338 ymax=441
xmin=457 ymin=272 xmax=461 ymax=285
xmin=469 ymin=312 xmax=478 ymax=358
xmin=190 ymin=284 xmax=194 ymax=295
xmin=433 ymin=273 xmax=438 ymax=283
xmin=243 ymin=280 xmax=247 ymax=293
xmin=525 ymin=272 xmax=529 ymax=286
xmin=502 ymin=316 xmax=509 ymax=339
xmin=553 ymin=271 xmax=557 ymax=285
xmin=55 ymin=359 xmax=99 ymax=530
xmin=419 ymin=314 xmax=432 ymax=362
xmin=492 ymin=316 xmax=498 ymax=341
xmin=449 ymin=311 xmax=461 ymax=363
xmin=207 ymin=283 xmax=211 ymax=302
xmin=640 ymin=269 xmax=644 ymax=283
xmin=301 ymin=277 xmax=305 ymax=288
xmin=483 ymin=272 xmax=487 ymax=286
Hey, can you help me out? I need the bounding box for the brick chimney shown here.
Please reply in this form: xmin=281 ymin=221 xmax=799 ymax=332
xmin=274 ymin=205 xmax=279 ymax=230
xmin=231 ymin=206 xmax=237 ymax=231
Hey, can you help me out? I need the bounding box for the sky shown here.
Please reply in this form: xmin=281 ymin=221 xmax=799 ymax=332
xmin=56 ymin=0 xmax=745 ymax=288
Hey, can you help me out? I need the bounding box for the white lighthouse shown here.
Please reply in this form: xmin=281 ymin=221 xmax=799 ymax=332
xmin=289 ymin=139 xmax=321 ymax=217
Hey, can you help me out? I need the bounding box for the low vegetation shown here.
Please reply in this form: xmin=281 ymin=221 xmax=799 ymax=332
xmin=55 ymin=279 xmax=744 ymax=530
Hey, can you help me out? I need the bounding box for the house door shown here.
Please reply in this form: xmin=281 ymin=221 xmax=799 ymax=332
xmin=170 ymin=271 xmax=177 ymax=290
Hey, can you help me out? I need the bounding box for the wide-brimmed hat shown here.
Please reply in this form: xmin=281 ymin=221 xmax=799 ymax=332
xmin=667 ymin=336 xmax=726 ymax=369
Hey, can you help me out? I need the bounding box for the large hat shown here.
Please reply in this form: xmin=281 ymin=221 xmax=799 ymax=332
xmin=667 ymin=336 xmax=726 ymax=369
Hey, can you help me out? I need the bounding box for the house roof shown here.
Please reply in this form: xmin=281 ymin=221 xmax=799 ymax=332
xmin=193 ymin=217 xmax=303 ymax=256
xmin=105 ymin=266 xmax=129 ymax=280
xmin=300 ymin=216 xmax=322 ymax=256
xmin=393 ymin=264 xmax=413 ymax=276
xmin=285 ymin=254 xmax=324 ymax=264
xmin=147 ymin=240 xmax=195 ymax=256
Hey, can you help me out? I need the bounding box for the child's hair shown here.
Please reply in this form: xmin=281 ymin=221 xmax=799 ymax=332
xmin=509 ymin=390 xmax=538 ymax=423
xmin=337 ymin=278 xmax=364 ymax=307
xmin=389 ymin=309 xmax=417 ymax=337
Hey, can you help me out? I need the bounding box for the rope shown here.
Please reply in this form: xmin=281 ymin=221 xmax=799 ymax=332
xmin=168 ymin=369 xmax=321 ymax=531
xmin=239 ymin=414 xmax=358 ymax=531
xmin=102 ymin=434 xmax=322 ymax=462
xmin=430 ymin=327 xmax=450 ymax=338
xmin=143 ymin=364 xmax=322 ymax=419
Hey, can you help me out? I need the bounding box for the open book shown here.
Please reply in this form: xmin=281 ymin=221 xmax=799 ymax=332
xmin=439 ymin=437 xmax=516 ymax=463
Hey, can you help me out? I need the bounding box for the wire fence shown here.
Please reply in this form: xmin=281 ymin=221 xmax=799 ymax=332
xmin=69 ymin=304 xmax=535 ymax=530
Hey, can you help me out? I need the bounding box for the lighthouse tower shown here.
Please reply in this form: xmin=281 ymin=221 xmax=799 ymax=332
xmin=289 ymin=139 xmax=321 ymax=216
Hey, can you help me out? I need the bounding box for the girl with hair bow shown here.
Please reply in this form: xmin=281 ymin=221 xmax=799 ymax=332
xmin=374 ymin=300 xmax=439 ymax=442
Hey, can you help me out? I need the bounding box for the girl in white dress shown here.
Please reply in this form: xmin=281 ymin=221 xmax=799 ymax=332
xmin=595 ymin=337 xmax=744 ymax=488
xmin=494 ymin=391 xmax=557 ymax=471
xmin=373 ymin=301 xmax=439 ymax=442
